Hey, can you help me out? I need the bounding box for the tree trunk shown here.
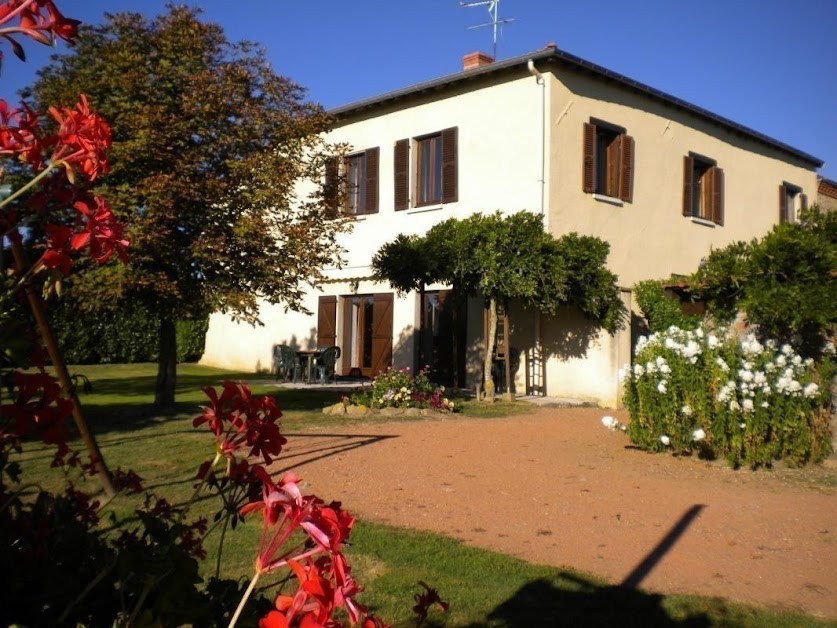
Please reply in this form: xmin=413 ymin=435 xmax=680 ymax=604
xmin=482 ymin=296 xmax=498 ymax=403
xmin=503 ymin=303 xmax=513 ymax=401
xmin=155 ymin=315 xmax=177 ymax=407
xmin=11 ymin=241 xmax=116 ymax=496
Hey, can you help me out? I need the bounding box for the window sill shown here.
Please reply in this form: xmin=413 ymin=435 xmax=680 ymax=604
xmin=407 ymin=205 xmax=444 ymax=215
xmin=592 ymin=193 xmax=623 ymax=207
xmin=689 ymin=216 xmax=716 ymax=228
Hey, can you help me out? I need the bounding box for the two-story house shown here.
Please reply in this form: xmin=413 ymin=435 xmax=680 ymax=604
xmin=202 ymin=45 xmax=822 ymax=407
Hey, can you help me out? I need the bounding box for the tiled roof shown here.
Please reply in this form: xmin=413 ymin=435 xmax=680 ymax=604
xmin=329 ymin=46 xmax=823 ymax=168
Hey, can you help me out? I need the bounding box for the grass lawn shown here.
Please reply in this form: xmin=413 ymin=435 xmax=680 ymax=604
xmin=15 ymin=363 xmax=833 ymax=627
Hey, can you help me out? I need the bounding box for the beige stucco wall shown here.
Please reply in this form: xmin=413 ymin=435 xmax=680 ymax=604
xmin=544 ymin=68 xmax=818 ymax=287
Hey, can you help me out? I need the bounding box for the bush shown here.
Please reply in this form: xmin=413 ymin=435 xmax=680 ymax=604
xmin=634 ymin=279 xmax=702 ymax=333
xmin=350 ymin=367 xmax=455 ymax=412
xmin=49 ymin=299 xmax=208 ymax=364
xmin=622 ymin=324 xmax=833 ymax=468
xmin=694 ymin=207 xmax=837 ymax=358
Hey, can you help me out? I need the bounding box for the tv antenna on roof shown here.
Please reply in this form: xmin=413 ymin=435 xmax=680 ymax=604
xmin=460 ymin=0 xmax=515 ymax=59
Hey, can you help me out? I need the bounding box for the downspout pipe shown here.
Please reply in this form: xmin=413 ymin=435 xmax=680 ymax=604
xmin=527 ymin=59 xmax=547 ymax=396
xmin=527 ymin=59 xmax=546 ymax=220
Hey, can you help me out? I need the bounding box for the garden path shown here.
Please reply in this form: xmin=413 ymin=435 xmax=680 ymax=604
xmin=275 ymin=407 xmax=837 ymax=619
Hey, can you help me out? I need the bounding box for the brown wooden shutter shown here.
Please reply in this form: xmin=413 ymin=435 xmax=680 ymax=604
xmin=341 ymin=297 xmax=352 ymax=373
xmin=324 ymin=157 xmax=339 ymax=216
xmin=370 ymin=293 xmax=393 ymax=376
xmin=682 ymin=156 xmax=694 ymax=217
xmin=618 ymin=134 xmax=634 ymax=203
xmin=779 ymin=184 xmax=788 ymax=223
xmin=317 ymin=296 xmax=337 ymax=347
xmin=605 ymin=137 xmax=619 ymax=197
xmin=710 ymin=166 xmax=724 ymax=226
xmin=800 ymin=192 xmax=808 ymax=211
xmin=441 ymin=126 xmax=458 ymax=204
xmin=394 ymin=139 xmax=409 ymax=211
xmin=583 ymin=123 xmax=596 ymax=193
xmin=365 ymin=147 xmax=379 ymax=214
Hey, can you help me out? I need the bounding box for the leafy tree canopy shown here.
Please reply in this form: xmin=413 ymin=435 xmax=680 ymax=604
xmin=26 ymin=5 xmax=348 ymax=403
xmin=694 ymin=207 xmax=837 ymax=356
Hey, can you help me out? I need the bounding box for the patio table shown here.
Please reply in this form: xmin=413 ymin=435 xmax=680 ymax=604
xmin=295 ymin=349 xmax=321 ymax=383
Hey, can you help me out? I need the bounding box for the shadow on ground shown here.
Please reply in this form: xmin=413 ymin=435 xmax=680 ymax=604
xmin=460 ymin=575 xmax=713 ymax=627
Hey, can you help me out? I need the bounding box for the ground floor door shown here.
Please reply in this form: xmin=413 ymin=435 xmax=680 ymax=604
xmin=339 ymin=293 xmax=393 ymax=378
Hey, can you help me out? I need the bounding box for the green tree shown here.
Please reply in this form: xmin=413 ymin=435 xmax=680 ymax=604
xmin=374 ymin=211 xmax=626 ymax=401
xmin=694 ymin=207 xmax=837 ymax=357
xmin=26 ymin=6 xmax=347 ymax=405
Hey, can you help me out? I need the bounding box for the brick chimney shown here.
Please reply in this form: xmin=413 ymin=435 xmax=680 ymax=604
xmin=463 ymin=51 xmax=494 ymax=71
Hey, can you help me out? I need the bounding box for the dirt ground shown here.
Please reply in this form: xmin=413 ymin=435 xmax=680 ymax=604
xmin=273 ymin=407 xmax=837 ymax=620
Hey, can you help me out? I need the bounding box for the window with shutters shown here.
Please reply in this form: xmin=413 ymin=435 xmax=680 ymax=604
xmin=779 ymin=182 xmax=806 ymax=224
xmin=324 ymin=148 xmax=379 ymax=216
xmin=394 ymin=127 xmax=458 ymax=210
xmin=582 ymin=120 xmax=634 ymax=203
xmin=682 ymin=153 xmax=724 ymax=226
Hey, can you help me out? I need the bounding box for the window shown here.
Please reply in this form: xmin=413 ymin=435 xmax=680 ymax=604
xmin=394 ymin=127 xmax=458 ymax=210
xmin=324 ymin=147 xmax=379 ymax=216
xmin=779 ymin=182 xmax=807 ymax=224
xmin=582 ymin=121 xmax=634 ymax=202
xmin=682 ymin=154 xmax=724 ymax=225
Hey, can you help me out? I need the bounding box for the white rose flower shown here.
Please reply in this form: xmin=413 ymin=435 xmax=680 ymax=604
xmin=660 ymin=364 xmax=671 ymax=375
xmin=707 ymin=334 xmax=720 ymax=349
xmin=761 ymin=401 xmax=769 ymax=408
xmin=657 ymin=381 xmax=667 ymax=394
xmin=781 ymin=344 xmax=794 ymax=356
xmin=742 ymin=399 xmax=754 ymax=413
xmin=692 ymin=428 xmax=706 ymax=441
xmin=633 ymin=364 xmax=645 ymax=377
xmin=681 ymin=404 xmax=693 ymax=417
xmin=739 ymin=422 xmax=746 ymax=429
xmin=776 ymin=355 xmax=787 ymax=367
xmin=792 ymin=354 xmax=802 ymax=366
xmin=601 ymin=416 xmax=617 ymax=429
xmin=660 ymin=435 xmax=671 ymax=446
xmin=803 ymin=383 xmax=819 ymax=398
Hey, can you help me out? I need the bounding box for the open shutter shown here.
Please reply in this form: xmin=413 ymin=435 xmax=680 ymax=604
xmin=618 ymin=134 xmax=634 ymax=203
xmin=800 ymin=193 xmax=808 ymax=211
xmin=324 ymin=157 xmax=339 ymax=216
xmin=341 ymin=298 xmax=352 ymax=373
xmin=682 ymin=156 xmax=694 ymax=217
xmin=582 ymin=123 xmax=596 ymax=193
xmin=365 ymin=147 xmax=379 ymax=214
xmin=605 ymin=137 xmax=619 ymax=197
xmin=394 ymin=139 xmax=409 ymax=211
xmin=317 ymin=296 xmax=337 ymax=347
xmin=441 ymin=126 xmax=458 ymax=204
xmin=370 ymin=293 xmax=393 ymax=376
xmin=779 ymin=184 xmax=788 ymax=223
xmin=710 ymin=166 xmax=724 ymax=226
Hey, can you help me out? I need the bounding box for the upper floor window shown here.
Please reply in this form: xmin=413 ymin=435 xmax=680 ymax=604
xmin=394 ymin=127 xmax=458 ymax=210
xmin=582 ymin=120 xmax=634 ymax=202
xmin=682 ymin=154 xmax=723 ymax=225
xmin=779 ymin=182 xmax=807 ymax=224
xmin=324 ymin=147 xmax=379 ymax=216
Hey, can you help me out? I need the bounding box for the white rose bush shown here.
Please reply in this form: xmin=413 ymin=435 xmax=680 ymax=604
xmin=622 ymin=325 xmax=833 ymax=468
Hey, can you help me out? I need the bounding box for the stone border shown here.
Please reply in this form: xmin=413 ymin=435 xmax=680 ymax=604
xmin=322 ymin=403 xmax=446 ymax=417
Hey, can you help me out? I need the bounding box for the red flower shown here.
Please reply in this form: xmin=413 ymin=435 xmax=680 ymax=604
xmin=412 ymin=581 xmax=449 ymax=626
xmin=40 ymin=222 xmax=74 ymax=274
xmin=48 ymin=93 xmax=111 ymax=182
xmin=72 ymin=196 xmax=129 ymax=263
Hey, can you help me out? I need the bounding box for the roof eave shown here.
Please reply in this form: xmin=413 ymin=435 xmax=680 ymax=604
xmin=328 ymin=47 xmax=823 ymax=169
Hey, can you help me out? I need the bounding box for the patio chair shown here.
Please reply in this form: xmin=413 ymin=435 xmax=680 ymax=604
xmin=272 ymin=344 xmax=301 ymax=382
xmin=313 ymin=346 xmax=341 ymax=385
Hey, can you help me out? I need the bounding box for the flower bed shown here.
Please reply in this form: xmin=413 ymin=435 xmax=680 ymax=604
xmin=621 ymin=325 xmax=833 ymax=468
xmin=348 ymin=367 xmax=455 ymax=412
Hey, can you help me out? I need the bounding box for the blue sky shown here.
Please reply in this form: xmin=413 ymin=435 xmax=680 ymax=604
xmin=2 ymin=0 xmax=836 ymax=180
